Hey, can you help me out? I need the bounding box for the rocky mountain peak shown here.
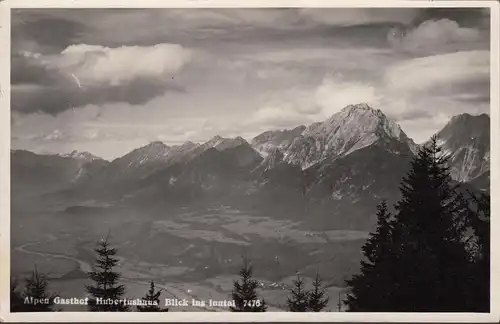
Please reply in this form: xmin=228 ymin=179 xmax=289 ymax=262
xmin=204 ymin=135 xmax=248 ymax=151
xmin=111 ymin=141 xmax=171 ymax=169
xmin=320 ymin=103 xmax=403 ymax=141
xmin=283 ymin=103 xmax=415 ymax=169
xmin=61 ymin=150 xmax=103 ymax=162
xmin=434 ymin=113 xmax=490 ymax=182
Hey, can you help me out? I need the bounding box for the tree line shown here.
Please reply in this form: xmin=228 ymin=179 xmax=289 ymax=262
xmin=11 ymin=137 xmax=490 ymax=312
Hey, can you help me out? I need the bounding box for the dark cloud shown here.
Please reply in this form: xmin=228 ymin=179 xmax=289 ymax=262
xmin=425 ymin=79 xmax=490 ymax=102
xmin=455 ymin=94 xmax=490 ymax=104
xmin=12 ymin=78 xmax=184 ymax=115
xmin=12 ymin=11 xmax=88 ymax=53
xmin=11 ymin=53 xmax=61 ymax=84
xmin=451 ymin=79 xmax=490 ymax=104
xmin=10 ymin=8 xmax=425 ymax=52
xmin=11 ymin=8 xmax=489 ymax=56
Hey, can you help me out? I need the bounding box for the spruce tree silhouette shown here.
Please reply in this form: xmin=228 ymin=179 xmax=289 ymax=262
xmin=345 ymin=200 xmax=394 ymax=311
xmin=465 ymin=191 xmax=490 ymax=312
xmin=230 ymin=257 xmax=267 ymax=312
xmin=20 ymin=265 xmax=58 ymax=311
xmin=85 ymin=236 xmax=129 ymax=311
xmin=10 ymin=278 xmax=24 ymax=312
xmin=287 ymin=274 xmax=309 ymax=312
xmin=137 ymin=281 xmax=168 ymax=312
xmin=346 ymin=137 xmax=473 ymax=312
xmin=308 ymin=272 xmax=329 ymax=312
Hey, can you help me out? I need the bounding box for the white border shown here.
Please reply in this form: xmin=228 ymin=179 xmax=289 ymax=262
xmin=0 ymin=0 xmax=498 ymax=322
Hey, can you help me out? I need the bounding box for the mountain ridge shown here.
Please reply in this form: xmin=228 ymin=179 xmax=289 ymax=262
xmin=11 ymin=105 xmax=490 ymax=218
xmin=14 ymin=107 xmax=488 ymax=172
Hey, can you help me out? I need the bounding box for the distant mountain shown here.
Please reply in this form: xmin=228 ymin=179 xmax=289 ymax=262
xmin=184 ymin=135 xmax=251 ymax=161
xmin=10 ymin=150 xmax=107 ymax=194
xmin=207 ymin=135 xmax=248 ymax=151
xmin=433 ymin=113 xmax=490 ymax=185
xmin=282 ymin=104 xmax=418 ymax=169
xmin=102 ymin=141 xmax=171 ymax=179
xmin=60 ymin=150 xmax=103 ymax=162
xmin=48 ymin=136 xmax=263 ymax=202
xmin=97 ymin=136 xmax=258 ymax=179
xmin=124 ymin=144 xmax=264 ymax=207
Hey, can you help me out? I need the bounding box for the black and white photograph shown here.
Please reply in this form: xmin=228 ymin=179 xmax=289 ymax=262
xmin=3 ymin=0 xmax=497 ymax=320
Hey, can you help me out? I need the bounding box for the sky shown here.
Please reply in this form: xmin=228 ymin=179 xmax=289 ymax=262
xmin=10 ymin=8 xmax=491 ymax=160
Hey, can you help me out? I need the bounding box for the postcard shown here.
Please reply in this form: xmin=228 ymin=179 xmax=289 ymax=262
xmin=0 ymin=0 xmax=498 ymax=322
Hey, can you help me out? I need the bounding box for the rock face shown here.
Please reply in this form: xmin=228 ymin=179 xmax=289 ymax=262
xmin=251 ymin=125 xmax=306 ymax=157
xmin=433 ymin=113 xmax=490 ymax=183
xmin=281 ymin=104 xmax=417 ymax=169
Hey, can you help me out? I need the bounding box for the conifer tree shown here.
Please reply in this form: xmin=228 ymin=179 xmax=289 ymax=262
xmin=346 ymin=137 xmax=473 ymax=312
xmin=345 ymin=200 xmax=394 ymax=311
xmin=230 ymin=258 xmax=267 ymax=312
xmin=287 ymin=274 xmax=309 ymax=312
xmin=21 ymin=265 xmax=58 ymax=312
xmin=11 ymin=278 xmax=25 ymax=312
xmin=85 ymin=237 xmax=129 ymax=311
xmin=137 ymin=281 xmax=168 ymax=312
xmin=307 ymin=272 xmax=329 ymax=312
xmin=465 ymin=191 xmax=490 ymax=312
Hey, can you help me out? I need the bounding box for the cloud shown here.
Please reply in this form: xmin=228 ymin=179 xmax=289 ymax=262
xmin=383 ymin=50 xmax=489 ymax=94
xmin=241 ymin=49 xmax=490 ymax=142
xmin=299 ymin=8 xmax=420 ymax=26
xmin=10 ymin=8 xmax=491 ymax=158
xmin=388 ymin=19 xmax=485 ymax=54
xmin=55 ymin=44 xmax=192 ymax=87
xmin=241 ymin=74 xmax=382 ymax=132
xmin=414 ymin=8 xmax=490 ymax=29
xmin=11 ymin=14 xmax=88 ymax=53
xmin=314 ymin=76 xmax=382 ymax=117
xmin=11 ymin=44 xmax=192 ymax=114
xmin=377 ymin=51 xmax=490 ymax=140
xmin=11 ymin=8 xmax=429 ymax=56
xmin=248 ymin=105 xmax=314 ymax=129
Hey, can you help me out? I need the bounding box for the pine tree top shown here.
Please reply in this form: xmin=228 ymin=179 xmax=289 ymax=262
xmin=230 ymin=257 xmax=267 ymax=312
xmin=287 ymin=274 xmax=310 ymax=312
xmin=308 ymin=272 xmax=329 ymax=312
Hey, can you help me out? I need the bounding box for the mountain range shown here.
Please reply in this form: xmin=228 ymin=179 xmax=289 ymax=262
xmin=11 ymin=104 xmax=490 ymax=230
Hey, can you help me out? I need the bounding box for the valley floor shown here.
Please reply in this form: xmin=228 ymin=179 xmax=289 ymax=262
xmin=11 ymin=202 xmax=364 ymax=312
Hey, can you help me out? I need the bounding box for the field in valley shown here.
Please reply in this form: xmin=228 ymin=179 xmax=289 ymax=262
xmin=11 ymin=198 xmax=366 ymax=311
